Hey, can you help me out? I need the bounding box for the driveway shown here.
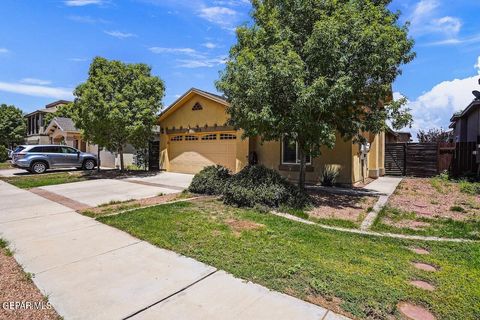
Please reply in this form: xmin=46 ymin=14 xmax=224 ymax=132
xmin=36 ymin=172 xmax=194 ymax=207
xmin=0 ymin=180 xmax=347 ymax=320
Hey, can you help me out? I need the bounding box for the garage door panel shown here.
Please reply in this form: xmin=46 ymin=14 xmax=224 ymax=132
xmin=169 ymin=136 xmax=236 ymax=174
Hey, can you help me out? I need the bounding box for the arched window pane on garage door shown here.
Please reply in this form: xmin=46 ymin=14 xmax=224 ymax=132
xmin=201 ymin=134 xmax=217 ymax=140
xmin=170 ymin=135 xmax=183 ymax=141
xmin=220 ymin=133 xmax=236 ymax=140
xmin=185 ymin=135 xmax=198 ymax=141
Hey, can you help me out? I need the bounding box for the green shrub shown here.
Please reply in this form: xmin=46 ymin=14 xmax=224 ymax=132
xmin=223 ymin=165 xmax=311 ymax=209
xmin=320 ymin=165 xmax=340 ymax=187
xmin=188 ymin=165 xmax=232 ymax=195
xmin=450 ymin=205 xmax=466 ymax=213
xmin=458 ymin=180 xmax=480 ymax=195
xmin=0 ymin=145 xmax=8 ymax=163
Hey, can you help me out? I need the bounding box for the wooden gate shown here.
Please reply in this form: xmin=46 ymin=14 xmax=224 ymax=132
xmin=385 ymin=143 xmax=406 ymax=176
xmin=385 ymin=143 xmax=444 ymax=177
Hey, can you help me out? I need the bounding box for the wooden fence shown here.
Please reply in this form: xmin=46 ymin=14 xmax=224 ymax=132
xmin=385 ymin=142 xmax=456 ymax=177
xmin=452 ymin=142 xmax=478 ymax=176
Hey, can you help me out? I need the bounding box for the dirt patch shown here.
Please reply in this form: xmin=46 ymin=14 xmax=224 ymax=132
xmin=409 ymin=280 xmax=436 ymax=291
xmin=389 ymin=178 xmax=480 ymax=221
xmin=307 ymin=190 xmax=377 ymax=223
xmin=412 ymin=262 xmax=438 ymax=272
xmin=0 ymin=248 xmax=59 ymax=320
xmin=305 ymin=294 xmax=354 ymax=319
xmin=225 ymin=219 xmax=264 ymax=236
xmin=398 ymin=302 xmax=436 ymax=320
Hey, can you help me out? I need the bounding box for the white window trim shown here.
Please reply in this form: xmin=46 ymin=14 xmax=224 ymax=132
xmin=281 ymin=138 xmax=312 ymax=165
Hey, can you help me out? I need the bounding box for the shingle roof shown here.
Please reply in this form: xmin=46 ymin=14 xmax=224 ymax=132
xmin=54 ymin=117 xmax=78 ymax=132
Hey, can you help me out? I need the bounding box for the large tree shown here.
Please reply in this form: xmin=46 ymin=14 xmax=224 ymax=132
xmin=417 ymin=128 xmax=453 ymax=143
xmin=73 ymin=57 xmax=165 ymax=170
xmin=216 ymin=0 xmax=414 ymax=188
xmin=0 ymin=104 xmax=26 ymax=148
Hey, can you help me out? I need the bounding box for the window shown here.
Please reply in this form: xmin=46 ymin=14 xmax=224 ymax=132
xmin=192 ymin=102 xmax=203 ymax=111
xmin=170 ymin=136 xmax=183 ymax=141
xmin=201 ymin=134 xmax=217 ymax=140
xmin=281 ymin=138 xmax=311 ymax=164
xmin=220 ymin=133 xmax=236 ymax=140
xmin=185 ymin=135 xmax=198 ymax=141
xmin=41 ymin=146 xmax=62 ymax=153
xmin=61 ymin=146 xmax=78 ymax=154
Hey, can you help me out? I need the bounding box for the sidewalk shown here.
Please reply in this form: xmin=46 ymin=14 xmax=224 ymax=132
xmin=0 ymin=181 xmax=348 ymax=320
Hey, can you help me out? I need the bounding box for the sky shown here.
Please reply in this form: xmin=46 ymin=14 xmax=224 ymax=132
xmin=1 ymin=0 xmax=480 ymax=139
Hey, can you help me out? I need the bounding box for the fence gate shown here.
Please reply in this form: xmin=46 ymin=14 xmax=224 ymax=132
xmin=405 ymin=143 xmax=438 ymax=177
xmin=385 ymin=143 xmax=406 ymax=176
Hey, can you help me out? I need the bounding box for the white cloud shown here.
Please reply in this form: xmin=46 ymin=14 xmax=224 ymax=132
xmin=68 ymin=57 xmax=88 ymax=62
xmin=203 ymin=42 xmax=218 ymax=49
xmin=198 ymin=6 xmax=237 ymax=28
xmin=64 ymin=0 xmax=104 ymax=6
xmin=0 ymin=48 xmax=9 ymax=54
xmin=177 ymin=56 xmax=226 ymax=68
xmin=397 ymin=58 xmax=480 ymax=138
xmin=104 ymin=30 xmax=137 ymax=39
xmin=149 ymin=47 xmax=198 ymax=56
xmin=0 ymin=82 xmax=73 ymax=99
xmin=20 ymin=78 xmax=52 ymax=85
xmin=68 ymin=15 xmax=109 ymax=24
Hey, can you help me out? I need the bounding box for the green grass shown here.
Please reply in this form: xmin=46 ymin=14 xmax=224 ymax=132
xmin=0 ymin=162 xmax=12 ymax=170
xmin=0 ymin=172 xmax=88 ymax=189
xmin=99 ymin=199 xmax=480 ymax=320
xmin=372 ymin=207 xmax=480 ymax=240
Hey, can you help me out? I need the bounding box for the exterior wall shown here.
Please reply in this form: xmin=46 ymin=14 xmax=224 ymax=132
xmin=466 ymin=109 xmax=479 ymax=142
xmin=250 ymin=134 xmax=353 ymax=185
xmin=367 ymin=132 xmax=385 ymax=179
xmin=159 ymin=92 xmax=248 ymax=173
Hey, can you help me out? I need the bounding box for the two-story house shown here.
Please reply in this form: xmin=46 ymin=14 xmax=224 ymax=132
xmin=24 ymin=100 xmax=71 ymax=145
xmin=449 ymin=99 xmax=480 ymax=143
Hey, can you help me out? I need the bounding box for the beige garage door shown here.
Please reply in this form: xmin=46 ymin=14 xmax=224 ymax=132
xmin=168 ymin=133 xmax=237 ymax=174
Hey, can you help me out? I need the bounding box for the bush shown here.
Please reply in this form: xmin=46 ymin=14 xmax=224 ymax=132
xmin=223 ymin=165 xmax=311 ymax=209
xmin=188 ymin=165 xmax=232 ymax=195
xmin=0 ymin=145 xmax=8 ymax=162
xmin=458 ymin=180 xmax=480 ymax=195
xmin=320 ymin=165 xmax=340 ymax=187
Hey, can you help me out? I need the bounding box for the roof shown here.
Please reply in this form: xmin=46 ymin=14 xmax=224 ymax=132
xmin=45 ymin=117 xmax=79 ymax=133
xmin=24 ymin=108 xmax=57 ymax=117
xmin=24 ymin=100 xmax=72 ymax=117
xmin=450 ymin=99 xmax=480 ymax=123
xmin=159 ymin=88 xmax=229 ymax=121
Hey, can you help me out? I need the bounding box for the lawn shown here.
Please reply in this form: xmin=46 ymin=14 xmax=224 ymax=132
xmin=372 ymin=177 xmax=480 ymax=240
xmin=0 ymin=162 xmax=12 ymax=170
xmin=99 ymin=199 xmax=480 ymax=320
xmin=0 ymin=172 xmax=89 ymax=189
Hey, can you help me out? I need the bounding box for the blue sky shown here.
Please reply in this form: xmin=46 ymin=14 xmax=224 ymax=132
xmin=1 ymin=0 xmax=480 ymax=138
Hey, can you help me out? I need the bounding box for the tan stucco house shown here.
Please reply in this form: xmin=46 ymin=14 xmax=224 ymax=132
xmin=24 ymin=100 xmax=71 ymax=145
xmin=159 ymin=88 xmax=385 ymax=185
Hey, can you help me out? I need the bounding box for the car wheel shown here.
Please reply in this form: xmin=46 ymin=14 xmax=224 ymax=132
xmin=83 ymin=159 xmax=96 ymax=170
xmin=31 ymin=161 xmax=47 ymax=174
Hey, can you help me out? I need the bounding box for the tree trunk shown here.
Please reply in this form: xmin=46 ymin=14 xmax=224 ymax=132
xmin=97 ymin=145 xmax=101 ymax=172
xmin=119 ymin=145 xmax=125 ymax=171
xmin=298 ymin=147 xmax=306 ymax=190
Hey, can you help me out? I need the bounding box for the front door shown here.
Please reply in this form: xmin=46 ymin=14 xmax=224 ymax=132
xmin=148 ymin=141 xmax=160 ymax=171
xmin=60 ymin=146 xmax=81 ymax=166
xmin=42 ymin=146 xmax=65 ymax=167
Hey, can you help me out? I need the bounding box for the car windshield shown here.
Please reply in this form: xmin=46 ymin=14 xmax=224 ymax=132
xmin=14 ymin=146 xmax=25 ymax=153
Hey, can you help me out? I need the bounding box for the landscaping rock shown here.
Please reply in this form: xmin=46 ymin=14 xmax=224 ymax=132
xmin=398 ymin=302 xmax=436 ymax=320
xmin=409 ymin=280 xmax=436 ymax=291
xmin=413 ymin=262 xmax=438 ymax=272
xmin=409 ymin=247 xmax=430 ymax=255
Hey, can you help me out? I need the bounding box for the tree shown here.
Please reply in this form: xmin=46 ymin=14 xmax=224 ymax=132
xmin=73 ymin=57 xmax=165 ymax=170
xmin=417 ymin=128 xmax=452 ymax=143
xmin=43 ymin=102 xmax=75 ymax=126
xmin=0 ymin=104 xmax=26 ymax=148
xmin=216 ymin=0 xmax=414 ymax=188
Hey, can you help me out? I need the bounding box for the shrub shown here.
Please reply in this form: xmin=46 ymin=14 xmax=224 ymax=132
xmin=188 ymin=165 xmax=232 ymax=195
xmin=320 ymin=165 xmax=340 ymax=187
xmin=458 ymin=180 xmax=480 ymax=195
xmin=0 ymin=146 xmax=8 ymax=163
xmin=450 ymin=205 xmax=466 ymax=213
xmin=223 ymin=165 xmax=311 ymax=209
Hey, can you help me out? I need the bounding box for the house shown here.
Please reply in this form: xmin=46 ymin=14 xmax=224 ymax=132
xmin=44 ymin=116 xmax=158 ymax=169
xmin=158 ymin=88 xmax=385 ymax=185
xmin=24 ymin=100 xmax=71 ymax=145
xmin=449 ymin=99 xmax=480 ymax=142
xmin=385 ymin=127 xmax=412 ymax=143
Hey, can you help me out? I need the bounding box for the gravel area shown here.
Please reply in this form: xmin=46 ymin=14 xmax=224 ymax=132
xmin=0 ymin=247 xmax=59 ymax=320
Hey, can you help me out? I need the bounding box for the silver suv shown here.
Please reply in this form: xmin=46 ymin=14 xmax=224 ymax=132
xmin=12 ymin=145 xmax=97 ymax=174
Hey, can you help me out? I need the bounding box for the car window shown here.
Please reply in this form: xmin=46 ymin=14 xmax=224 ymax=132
xmin=29 ymin=147 xmax=42 ymax=152
xmin=14 ymin=146 xmax=25 ymax=153
xmin=42 ymin=146 xmax=61 ymax=153
xmin=61 ymin=147 xmax=78 ymax=154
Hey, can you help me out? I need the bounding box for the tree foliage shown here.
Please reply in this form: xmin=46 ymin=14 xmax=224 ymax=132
xmin=417 ymin=128 xmax=453 ymax=143
xmin=73 ymin=57 xmax=165 ymax=170
xmin=216 ymin=0 xmax=415 ymax=187
xmin=0 ymin=104 xmax=26 ymax=147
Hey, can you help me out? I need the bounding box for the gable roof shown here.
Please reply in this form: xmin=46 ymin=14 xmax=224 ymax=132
xmin=159 ymin=88 xmax=229 ymax=121
xmin=449 ymin=99 xmax=480 ymax=127
xmin=45 ymin=117 xmax=79 ymax=133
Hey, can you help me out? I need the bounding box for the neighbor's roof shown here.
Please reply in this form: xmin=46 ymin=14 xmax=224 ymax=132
xmin=45 ymin=100 xmax=72 ymax=109
xmin=46 ymin=117 xmax=79 ymax=133
xmin=24 ymin=100 xmax=72 ymax=117
xmin=159 ymin=88 xmax=228 ymax=121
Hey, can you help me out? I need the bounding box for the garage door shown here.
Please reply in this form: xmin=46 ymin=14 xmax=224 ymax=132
xmin=168 ymin=133 xmax=237 ymax=174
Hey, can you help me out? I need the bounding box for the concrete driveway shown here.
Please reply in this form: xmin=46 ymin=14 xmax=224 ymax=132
xmin=37 ymin=172 xmax=194 ymax=207
xmin=0 ymin=180 xmax=348 ymax=320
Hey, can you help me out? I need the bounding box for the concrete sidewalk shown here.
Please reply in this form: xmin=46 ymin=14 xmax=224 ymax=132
xmin=0 ymin=180 xmax=348 ymax=320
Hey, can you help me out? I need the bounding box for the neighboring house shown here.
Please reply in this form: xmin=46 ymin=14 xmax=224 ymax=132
xmin=158 ymin=88 xmax=385 ymax=185
xmin=385 ymin=127 xmax=412 ymax=143
xmin=44 ymin=116 xmax=156 ymax=169
xmin=449 ymin=99 xmax=480 ymax=142
xmin=24 ymin=100 xmax=71 ymax=145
